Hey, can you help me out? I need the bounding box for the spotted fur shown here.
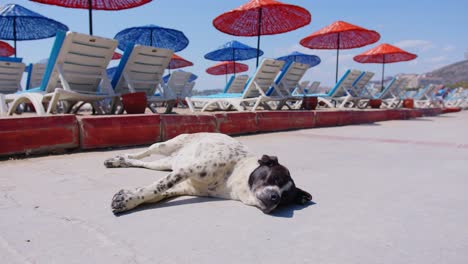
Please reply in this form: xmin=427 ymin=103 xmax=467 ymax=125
xmin=105 ymin=133 xmax=312 ymax=214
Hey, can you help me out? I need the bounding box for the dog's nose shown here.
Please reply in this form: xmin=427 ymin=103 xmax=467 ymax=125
xmin=270 ymin=193 xmax=279 ymax=202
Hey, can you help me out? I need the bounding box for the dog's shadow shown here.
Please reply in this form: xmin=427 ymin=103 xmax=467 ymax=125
xmin=115 ymin=197 xmax=316 ymax=218
xmin=270 ymin=201 xmax=316 ymax=218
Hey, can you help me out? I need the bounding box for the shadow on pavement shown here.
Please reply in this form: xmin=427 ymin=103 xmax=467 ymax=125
xmin=270 ymin=201 xmax=316 ymax=218
xmin=115 ymin=197 xmax=317 ymax=217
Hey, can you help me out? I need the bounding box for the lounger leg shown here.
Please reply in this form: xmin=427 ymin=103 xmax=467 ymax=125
xmin=0 ymin=95 xmax=6 ymax=115
xmin=164 ymin=100 xmax=176 ymax=114
xmin=185 ymin=97 xmax=196 ymax=112
xmin=7 ymin=94 xmax=46 ymax=116
xmin=46 ymin=92 xmax=61 ymax=114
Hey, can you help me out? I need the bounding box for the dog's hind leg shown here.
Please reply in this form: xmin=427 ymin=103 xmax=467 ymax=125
xmin=104 ymin=135 xmax=191 ymax=168
xmin=105 ymin=156 xmax=173 ymax=171
xmin=111 ymin=169 xmax=191 ymax=214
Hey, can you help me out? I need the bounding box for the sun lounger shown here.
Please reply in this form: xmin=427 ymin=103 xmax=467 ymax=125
xmin=303 ymin=69 xmax=362 ymax=108
xmin=266 ymin=61 xmax=310 ymax=109
xmin=111 ymin=44 xmax=174 ymax=113
xmin=0 ymin=57 xmax=25 ymax=115
xmin=25 ymin=62 xmax=47 ymax=90
xmin=224 ymin=75 xmax=249 ymax=93
xmin=6 ymin=31 xmax=117 ymax=115
xmin=163 ymin=70 xmax=194 ymax=107
xmin=412 ymin=84 xmax=440 ymax=108
xmin=186 ymin=58 xmax=285 ymax=112
xmin=357 ymin=77 xmax=403 ymax=108
xmin=296 ymin=81 xmax=321 ymax=95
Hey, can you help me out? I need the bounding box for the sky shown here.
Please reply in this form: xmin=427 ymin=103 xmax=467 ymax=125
xmin=4 ymin=0 xmax=468 ymax=90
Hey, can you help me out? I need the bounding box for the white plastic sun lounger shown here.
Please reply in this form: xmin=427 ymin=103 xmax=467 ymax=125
xmin=304 ymin=69 xmax=362 ymax=108
xmin=224 ymin=75 xmax=249 ymax=94
xmin=111 ymin=44 xmax=174 ymax=113
xmin=267 ymin=61 xmax=310 ymax=109
xmin=25 ymin=62 xmax=47 ymax=90
xmin=294 ymin=81 xmax=321 ymax=95
xmin=0 ymin=57 xmax=25 ymax=115
xmin=6 ymin=31 xmax=118 ymax=115
xmin=186 ymin=58 xmax=285 ymax=112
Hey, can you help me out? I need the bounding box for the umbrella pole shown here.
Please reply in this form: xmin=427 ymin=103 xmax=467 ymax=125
xmin=256 ymin=8 xmax=263 ymax=68
xmin=88 ymin=0 xmax=93 ymax=35
xmin=381 ymin=56 xmax=386 ymax=91
xmin=13 ymin=17 xmax=17 ymax=57
xmin=335 ymin=33 xmax=340 ymax=83
xmin=150 ymin=30 xmax=153 ymax=46
xmin=232 ymin=49 xmax=236 ymax=76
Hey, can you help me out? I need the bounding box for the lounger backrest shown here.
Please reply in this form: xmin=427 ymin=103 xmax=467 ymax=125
xmin=328 ymin=69 xmax=362 ymax=97
xmin=307 ymin=81 xmax=321 ymax=93
xmin=0 ymin=57 xmax=25 ymax=94
xmin=225 ymin=75 xmax=249 ymax=93
xmin=379 ymin=78 xmax=400 ymax=99
xmin=353 ymin=71 xmax=374 ymax=92
xmin=166 ymin=70 xmax=192 ymax=98
xmin=112 ymin=45 xmax=173 ymax=96
xmin=182 ymin=81 xmax=196 ymax=98
xmin=41 ymin=31 xmax=117 ymax=94
xmin=26 ymin=63 xmax=47 ymax=90
xmin=242 ymin=58 xmax=284 ymax=98
xmin=269 ymin=61 xmax=309 ymax=96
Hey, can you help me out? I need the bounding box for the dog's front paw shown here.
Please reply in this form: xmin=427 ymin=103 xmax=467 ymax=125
xmin=104 ymin=155 xmax=130 ymax=168
xmin=111 ymin=189 xmax=141 ymax=214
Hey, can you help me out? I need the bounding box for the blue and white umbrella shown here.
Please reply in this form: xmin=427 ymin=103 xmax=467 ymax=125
xmin=205 ymin=40 xmax=262 ymax=75
xmin=114 ymin=25 xmax=189 ymax=52
xmin=276 ymin=51 xmax=321 ymax=70
xmin=204 ymin=40 xmax=263 ymax=62
xmin=0 ymin=4 xmax=69 ymax=57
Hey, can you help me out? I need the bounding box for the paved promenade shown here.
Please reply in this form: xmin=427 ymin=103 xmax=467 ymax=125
xmin=1 ymin=112 xmax=467 ymax=263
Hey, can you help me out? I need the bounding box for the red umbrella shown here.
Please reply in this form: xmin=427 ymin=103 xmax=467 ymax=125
xmin=300 ymin=20 xmax=380 ymax=83
xmin=206 ymin=61 xmax=249 ymax=84
xmin=112 ymin=51 xmax=122 ymax=60
xmin=354 ymin=43 xmax=417 ymax=88
xmin=168 ymin=54 xmax=193 ymax=70
xmin=213 ymin=0 xmax=311 ymax=67
xmin=30 ymin=0 xmax=152 ymax=35
xmin=0 ymin=40 xmax=14 ymax=57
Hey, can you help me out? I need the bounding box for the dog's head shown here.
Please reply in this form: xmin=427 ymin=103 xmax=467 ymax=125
xmin=248 ymin=155 xmax=312 ymax=213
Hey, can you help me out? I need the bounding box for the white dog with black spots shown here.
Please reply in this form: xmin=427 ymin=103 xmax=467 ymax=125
xmin=105 ymin=133 xmax=312 ymax=214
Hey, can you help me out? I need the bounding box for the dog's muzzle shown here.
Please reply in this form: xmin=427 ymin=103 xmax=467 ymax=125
xmin=257 ymin=189 xmax=281 ymax=213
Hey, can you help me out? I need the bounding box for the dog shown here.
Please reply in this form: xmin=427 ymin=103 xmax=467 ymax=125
xmin=104 ymin=133 xmax=312 ymax=214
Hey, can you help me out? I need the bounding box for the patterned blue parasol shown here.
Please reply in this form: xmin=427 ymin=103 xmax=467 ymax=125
xmin=0 ymin=4 xmax=69 ymax=56
xmin=276 ymin=51 xmax=321 ymax=70
xmin=204 ymin=40 xmax=263 ymax=62
xmin=114 ymin=25 xmax=189 ymax=52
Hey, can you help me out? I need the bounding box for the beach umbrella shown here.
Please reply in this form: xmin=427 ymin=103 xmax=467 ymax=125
xmin=206 ymin=61 xmax=249 ymax=83
xmin=168 ymin=54 xmax=193 ymax=70
xmin=276 ymin=51 xmax=320 ymax=70
xmin=213 ymin=0 xmax=311 ymax=67
xmin=300 ymin=20 xmax=380 ymax=83
xmin=112 ymin=52 xmax=122 ymax=60
xmin=114 ymin=25 xmax=189 ymax=52
xmin=30 ymin=0 xmax=151 ymax=36
xmin=353 ymin=43 xmax=417 ymax=89
xmin=0 ymin=4 xmax=69 ymax=57
xmin=205 ymin=40 xmax=262 ymax=75
xmin=0 ymin=40 xmax=14 ymax=57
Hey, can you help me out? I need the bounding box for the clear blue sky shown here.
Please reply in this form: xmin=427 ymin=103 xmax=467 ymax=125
xmin=6 ymin=0 xmax=468 ymax=90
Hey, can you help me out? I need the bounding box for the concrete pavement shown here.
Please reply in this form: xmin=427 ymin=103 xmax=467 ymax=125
xmin=1 ymin=112 xmax=467 ymax=263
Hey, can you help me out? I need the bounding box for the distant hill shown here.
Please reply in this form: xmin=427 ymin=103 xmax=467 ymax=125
xmin=427 ymin=60 xmax=468 ymax=84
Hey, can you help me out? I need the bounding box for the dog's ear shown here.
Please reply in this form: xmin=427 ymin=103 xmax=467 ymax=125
xmin=294 ymin=187 xmax=312 ymax=205
xmin=258 ymin=155 xmax=279 ymax=167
